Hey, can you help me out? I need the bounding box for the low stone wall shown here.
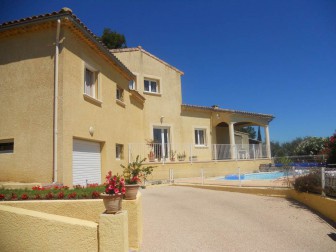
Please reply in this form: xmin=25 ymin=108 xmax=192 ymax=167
xmin=288 ymin=190 xmax=336 ymax=223
xmin=0 ymin=204 xmax=98 ymax=252
xmin=0 ymin=192 xmax=143 ymax=251
xmin=148 ymin=159 xmax=271 ymax=180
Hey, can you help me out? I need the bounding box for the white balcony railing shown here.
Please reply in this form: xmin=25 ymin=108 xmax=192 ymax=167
xmin=128 ymin=143 xmax=268 ymax=163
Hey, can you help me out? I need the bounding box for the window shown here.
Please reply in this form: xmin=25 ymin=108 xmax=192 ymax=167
xmin=84 ymin=67 xmax=98 ymax=99
xmin=129 ymin=80 xmax=136 ymax=90
xmin=116 ymin=86 xmax=124 ymax=102
xmin=116 ymin=144 xmax=124 ymax=160
xmin=0 ymin=139 xmax=14 ymax=154
xmin=144 ymin=79 xmax=159 ymax=93
xmin=195 ymin=129 xmax=206 ymax=146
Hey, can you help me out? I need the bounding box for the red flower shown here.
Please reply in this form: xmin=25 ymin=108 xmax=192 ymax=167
xmin=21 ymin=194 xmax=29 ymax=200
xmin=11 ymin=193 xmax=17 ymax=200
xmin=0 ymin=194 xmax=5 ymax=200
xmin=104 ymin=171 xmax=125 ymax=195
xmin=45 ymin=192 xmax=53 ymax=200
xmin=68 ymin=192 xmax=77 ymax=199
xmin=35 ymin=194 xmax=41 ymax=200
xmin=91 ymin=191 xmax=100 ymax=199
xmin=57 ymin=191 xmax=65 ymax=199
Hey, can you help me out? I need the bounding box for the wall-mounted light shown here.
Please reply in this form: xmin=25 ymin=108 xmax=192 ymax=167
xmin=216 ymin=113 xmax=220 ymax=119
xmin=160 ymin=116 xmax=164 ymax=124
xmin=89 ymin=126 xmax=94 ymax=136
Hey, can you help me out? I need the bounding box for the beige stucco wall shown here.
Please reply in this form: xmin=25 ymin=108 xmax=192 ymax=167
xmin=145 ymin=159 xmax=271 ymax=180
xmin=113 ymin=50 xmax=183 ymax=146
xmin=59 ymin=28 xmax=144 ymax=185
xmin=0 ymin=204 xmax=98 ymax=252
xmin=1 ymin=192 xmax=143 ymax=251
xmin=0 ymin=24 xmax=144 ymax=185
xmin=0 ymin=28 xmax=55 ymax=183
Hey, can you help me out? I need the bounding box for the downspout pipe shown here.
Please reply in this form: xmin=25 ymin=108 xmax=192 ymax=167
xmin=53 ymin=19 xmax=61 ymax=183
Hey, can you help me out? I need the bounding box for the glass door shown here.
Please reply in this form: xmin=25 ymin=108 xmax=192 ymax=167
xmin=153 ymin=127 xmax=170 ymax=161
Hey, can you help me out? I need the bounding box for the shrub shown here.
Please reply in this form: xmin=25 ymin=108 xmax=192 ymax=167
xmin=325 ymin=131 xmax=336 ymax=166
xmin=293 ymin=171 xmax=322 ymax=194
xmin=67 ymin=192 xmax=77 ymax=199
xmin=57 ymin=191 xmax=65 ymax=199
xmin=0 ymin=184 xmax=105 ymax=201
xmin=45 ymin=192 xmax=53 ymax=200
xmin=91 ymin=191 xmax=100 ymax=199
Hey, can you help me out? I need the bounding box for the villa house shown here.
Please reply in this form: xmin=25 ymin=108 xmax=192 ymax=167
xmin=0 ymin=8 xmax=274 ymax=186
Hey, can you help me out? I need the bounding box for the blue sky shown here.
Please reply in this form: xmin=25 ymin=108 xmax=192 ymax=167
xmin=1 ymin=0 xmax=335 ymax=142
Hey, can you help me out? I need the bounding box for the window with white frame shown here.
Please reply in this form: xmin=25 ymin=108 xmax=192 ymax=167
xmin=84 ymin=66 xmax=99 ymax=99
xmin=195 ymin=129 xmax=206 ymax=146
xmin=116 ymin=86 xmax=124 ymax=101
xmin=144 ymin=79 xmax=159 ymax=93
xmin=116 ymin=144 xmax=124 ymax=160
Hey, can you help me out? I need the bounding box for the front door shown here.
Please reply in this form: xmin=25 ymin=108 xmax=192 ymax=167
xmin=153 ymin=127 xmax=170 ymax=161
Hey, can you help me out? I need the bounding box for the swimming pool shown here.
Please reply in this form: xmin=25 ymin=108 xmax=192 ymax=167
xmin=220 ymin=171 xmax=288 ymax=181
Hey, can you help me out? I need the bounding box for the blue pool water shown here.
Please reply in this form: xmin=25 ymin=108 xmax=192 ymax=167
xmin=220 ymin=171 xmax=287 ymax=181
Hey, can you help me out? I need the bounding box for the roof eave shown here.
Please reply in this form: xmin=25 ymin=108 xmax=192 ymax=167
xmin=0 ymin=10 xmax=136 ymax=81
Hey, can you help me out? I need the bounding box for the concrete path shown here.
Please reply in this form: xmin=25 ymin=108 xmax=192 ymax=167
xmin=140 ymin=186 xmax=336 ymax=252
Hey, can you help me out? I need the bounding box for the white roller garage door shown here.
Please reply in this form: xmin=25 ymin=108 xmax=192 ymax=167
xmin=72 ymin=139 xmax=101 ymax=186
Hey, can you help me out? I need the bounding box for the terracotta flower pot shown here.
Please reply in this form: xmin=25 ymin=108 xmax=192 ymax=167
xmin=100 ymin=193 xmax=123 ymax=214
xmin=124 ymin=184 xmax=140 ymax=200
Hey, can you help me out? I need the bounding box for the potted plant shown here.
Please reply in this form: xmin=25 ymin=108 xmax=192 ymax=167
xmin=146 ymin=139 xmax=155 ymax=162
xmin=121 ymin=155 xmax=155 ymax=199
xmin=177 ymin=151 xmax=186 ymax=161
xmin=170 ymin=150 xmax=176 ymax=161
xmin=100 ymin=171 xmax=125 ymax=214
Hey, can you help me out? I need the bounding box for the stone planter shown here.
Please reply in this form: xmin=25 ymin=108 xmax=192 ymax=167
xmin=125 ymin=184 xmax=140 ymax=200
xmin=100 ymin=193 xmax=123 ymax=214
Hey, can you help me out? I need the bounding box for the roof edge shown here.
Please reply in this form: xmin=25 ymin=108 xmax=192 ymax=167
xmin=111 ymin=46 xmax=184 ymax=75
xmin=182 ymin=104 xmax=275 ymax=121
xmin=0 ymin=7 xmax=136 ymax=80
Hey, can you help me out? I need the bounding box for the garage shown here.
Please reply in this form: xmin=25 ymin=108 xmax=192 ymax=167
xmin=72 ymin=139 xmax=102 ymax=186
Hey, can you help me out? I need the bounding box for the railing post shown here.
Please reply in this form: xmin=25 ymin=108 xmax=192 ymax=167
xmin=321 ymin=166 xmax=326 ymax=197
xmin=190 ymin=144 xmax=193 ymax=164
xmin=235 ymin=145 xmax=238 ymax=161
xmin=253 ymin=144 xmax=256 ymax=160
xmin=214 ymin=144 xmax=217 ymax=162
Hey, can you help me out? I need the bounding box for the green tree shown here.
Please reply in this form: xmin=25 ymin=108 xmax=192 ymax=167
xmin=238 ymin=126 xmax=256 ymax=139
xmin=100 ymin=28 xmax=127 ymax=49
xmin=271 ymin=137 xmax=304 ymax=157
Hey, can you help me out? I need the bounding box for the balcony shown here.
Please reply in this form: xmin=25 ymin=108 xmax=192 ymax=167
xmin=128 ymin=143 xmax=268 ymax=164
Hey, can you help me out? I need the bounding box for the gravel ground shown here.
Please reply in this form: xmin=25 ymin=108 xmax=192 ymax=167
xmin=140 ymin=186 xmax=336 ymax=252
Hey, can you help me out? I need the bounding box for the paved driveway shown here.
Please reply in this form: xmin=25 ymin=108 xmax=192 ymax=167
xmin=140 ymin=186 xmax=336 ymax=252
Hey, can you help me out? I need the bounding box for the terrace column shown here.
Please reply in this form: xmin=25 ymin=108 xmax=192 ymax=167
xmin=229 ymin=122 xmax=236 ymax=159
xmin=264 ymin=125 xmax=271 ymax=158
